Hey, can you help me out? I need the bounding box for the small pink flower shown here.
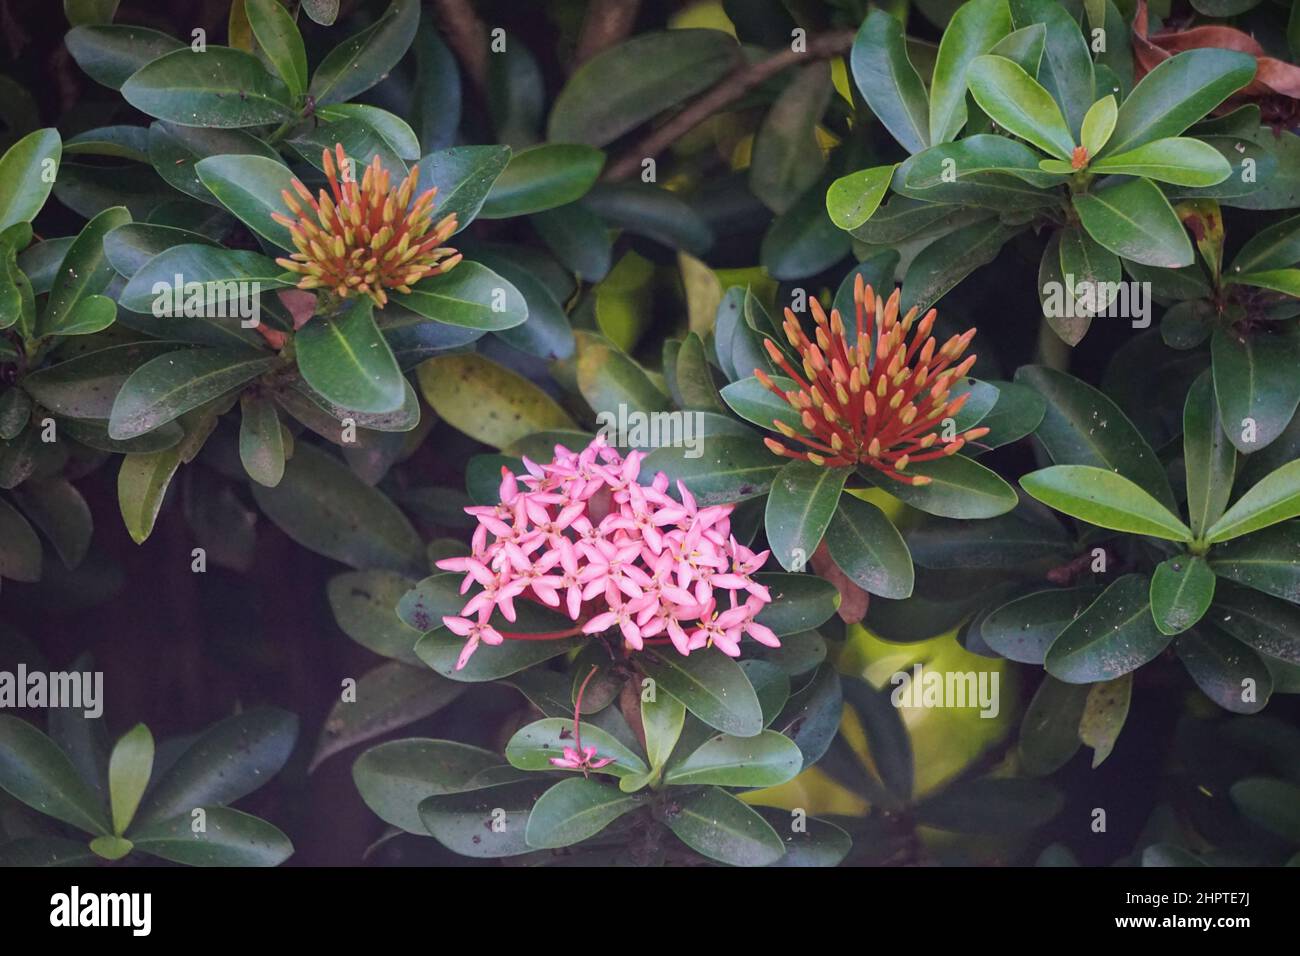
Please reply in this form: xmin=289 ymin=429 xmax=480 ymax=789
xmin=549 ymin=745 xmax=615 ymax=771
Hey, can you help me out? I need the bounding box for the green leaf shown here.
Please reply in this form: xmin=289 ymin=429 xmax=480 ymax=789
xmin=412 ymin=145 xmax=510 ymax=233
xmin=1018 ymin=674 xmax=1088 ymax=774
xmin=416 ymin=352 xmax=575 ymax=449
xmin=902 ymin=136 xmax=1064 ymax=191
xmin=297 ymin=298 xmax=406 ymax=415
xmin=764 ymin=461 xmax=848 ymax=571
xmin=129 ymin=807 xmax=292 ymax=866
xmin=826 ymin=165 xmax=896 ymax=232
xmin=1014 ymin=365 xmax=1177 ymax=511
xmin=1184 ymin=370 xmax=1236 ymax=539
xmin=664 ymin=786 xmax=785 ymax=866
xmin=548 ymin=29 xmax=739 ymax=147
xmin=108 ymin=346 xmax=274 ymax=440
xmin=1073 ymin=177 xmax=1194 ymax=268
xmin=0 ymin=129 xmax=61 ymax=232
xmin=1103 ymin=49 xmax=1257 ymax=156
xmin=850 ymin=11 xmax=929 ymax=155
xmin=1230 ymin=777 xmax=1300 ymax=842
xmin=415 ymin=629 xmax=580 ymax=682
xmin=928 ymin=0 xmax=1013 ymax=145
xmin=900 ymin=218 xmax=1020 ymax=314
xmin=10 ymin=478 xmax=93 ymax=569
xmin=750 ymin=62 xmax=833 ymax=213
xmin=1209 ymin=582 xmax=1300 ymax=665
xmin=134 ymin=707 xmax=297 ymax=827
xmin=479 ymin=144 xmax=603 ymax=218
xmin=0 ymin=242 xmax=35 ymax=336
xmin=121 ymin=47 xmax=295 ymax=127
xmin=1230 ymin=269 xmax=1300 ymax=297
xmin=239 ymin=393 xmax=285 ymax=487
xmin=1090 ymin=137 xmax=1231 ymax=186
xmin=103 ymin=221 xmax=218 ymax=277
xmin=251 ymin=443 xmax=423 ymax=573
xmin=40 ymin=205 xmax=130 ymax=337
xmin=327 ymin=569 xmax=423 ymax=664
xmin=967 ymin=54 xmax=1075 ymax=160
xmin=1055 ymin=223 xmax=1121 ymax=339
xmin=988 ymin=22 xmax=1045 ymax=75
xmin=916 ymin=776 xmax=1063 ymax=835
xmin=983 ymin=587 xmax=1104 ymax=664
xmin=1230 ymin=212 xmax=1300 ymax=274
xmin=65 ymin=25 xmax=185 ymax=90
xmin=752 ymin=573 xmax=839 ymax=635
xmin=118 ymin=243 xmax=292 ymax=316
xmin=1208 ymin=521 xmax=1300 ymax=604
xmin=245 ymin=0 xmax=308 ymax=99
xmin=1206 ymin=459 xmax=1300 ymax=544
xmin=310 ymin=661 xmax=463 ymax=772
xmin=108 ymin=724 xmax=154 ymax=835
xmin=1020 ymin=464 xmax=1192 ymax=541
xmin=1080 ymin=95 xmax=1117 ymax=157
xmin=641 ymin=691 xmax=685 ymax=772
xmin=877 ymin=454 xmax=1019 ymax=519
xmin=1078 ymin=674 xmax=1132 ymax=768
xmin=116 ymin=447 xmax=182 ymax=545
xmin=638 ymin=647 xmax=763 ymax=738
xmin=1211 ymin=326 xmax=1300 ymax=455
xmin=1009 ymin=0 xmax=1096 ymax=135
xmin=824 ymin=491 xmax=914 ymax=598
xmin=352 ymin=738 xmax=510 ymax=833
xmin=418 ymin=779 xmax=550 ymax=858
xmin=194 ymin=154 xmax=297 ymax=250
xmin=761 ymin=182 xmax=850 ymax=280
xmin=89 ymin=835 xmax=133 ymax=861
xmin=402 ymin=262 xmax=527 ymax=330
xmin=641 ymin=438 xmax=781 ymax=506
xmin=0 ymin=715 xmax=110 ymax=835
xmin=581 ymin=182 xmax=713 ymax=255
xmin=1176 ymin=626 xmax=1272 ymax=714
xmin=505 ymin=718 xmax=649 ymax=779
xmin=307 ymin=0 xmax=419 ymax=106
xmin=1044 ymin=574 xmax=1172 ymax=683
xmin=1150 ymin=555 xmax=1215 ymax=635
xmin=524 ymin=777 xmax=643 ymax=849
xmin=663 ymin=730 xmax=802 ymax=788
xmin=754 ymin=806 xmax=851 ymax=867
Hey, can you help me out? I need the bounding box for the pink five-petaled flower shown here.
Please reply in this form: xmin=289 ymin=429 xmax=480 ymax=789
xmin=549 ymin=666 xmax=615 ymax=775
xmin=435 ymin=435 xmax=777 ymax=669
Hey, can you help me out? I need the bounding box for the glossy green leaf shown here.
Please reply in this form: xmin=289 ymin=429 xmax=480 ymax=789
xmin=415 ymin=629 xmax=580 ymax=682
xmin=352 ymin=738 xmax=512 ymax=833
xmin=524 ymin=777 xmax=642 ymax=849
xmin=548 ymin=30 xmax=739 ymax=147
xmin=929 ymin=0 xmax=1012 ymax=145
xmin=1210 ymin=582 xmax=1300 ymax=665
xmin=967 ymin=54 xmax=1075 ymax=160
xmin=117 ymin=447 xmax=181 ymax=545
xmin=1078 ymin=674 xmax=1132 ymax=768
xmin=1018 ymin=674 xmax=1088 ymax=774
xmin=40 ymin=205 xmax=130 ymax=337
xmin=1206 ymin=459 xmax=1300 ymax=544
xmin=764 ymin=461 xmax=848 ymax=571
xmin=1176 ymin=626 xmax=1272 ymax=714
xmin=118 ymin=243 xmax=292 ymax=315
xmin=64 ymin=25 xmax=185 ymax=90
xmin=418 ymin=779 xmax=547 ymax=858
xmin=1021 ymin=464 xmax=1192 ymax=541
xmin=637 ymin=647 xmax=763 ymax=738
xmin=297 ymin=297 xmax=406 ymax=415
xmin=121 ymin=47 xmax=295 ymax=127
xmin=850 ymin=11 xmax=929 ymax=155
xmin=641 ymin=438 xmax=780 ymax=506
xmin=108 ymin=724 xmax=154 ymax=835
xmin=505 ymin=718 xmax=648 ymax=779
xmin=417 ymin=352 xmax=575 ymax=449
xmin=1073 ymin=177 xmax=1194 ymax=268
xmin=1150 ymin=555 xmax=1215 ymax=635
xmin=664 ymin=786 xmax=785 ymax=866
xmin=413 ymin=145 xmax=510 ymax=232
xmin=251 ymin=443 xmax=422 ymax=572
xmin=10 ymin=478 xmax=93 ymax=570
xmin=1044 ymin=574 xmax=1171 ymax=683
xmin=245 ymin=0 xmax=308 ymax=99
xmin=1103 ymin=49 xmax=1257 ymax=156
xmin=641 ymin=691 xmax=685 ymax=772
xmin=108 ymin=346 xmax=274 ymax=440
xmin=750 ymin=62 xmax=832 ymax=213
xmin=1009 ymin=0 xmax=1095 ymax=135
xmin=239 ymin=393 xmax=285 ymax=487
xmin=1184 ymin=369 xmax=1236 ymax=539
xmin=129 ymin=807 xmax=292 ymax=866
xmin=1211 ymin=326 xmax=1300 ymax=455
xmin=0 ymin=715 xmax=110 ymax=835
xmin=0 ymin=129 xmax=61 ymax=232
xmin=752 ymin=573 xmax=839 ymax=636
xmin=134 ymin=707 xmax=297 ymax=827
xmin=1014 ymin=365 xmax=1178 ymax=511
xmin=402 ymin=262 xmax=527 ymax=330
xmin=1080 ymin=95 xmax=1117 ymax=157
xmin=1090 ymin=137 xmax=1231 ymax=186
xmin=663 ymin=730 xmax=801 ymax=788
xmin=307 ymin=0 xmax=419 ymax=106
xmin=984 ymin=587 xmax=1103 ymax=664
xmin=194 ymin=154 xmax=296 ymax=250
xmin=1208 ymin=521 xmax=1300 ymax=604
xmin=824 ymin=491 xmax=914 ymax=599
xmin=479 ymin=144 xmax=603 ymax=218
xmin=876 ymin=454 xmax=1019 ymax=519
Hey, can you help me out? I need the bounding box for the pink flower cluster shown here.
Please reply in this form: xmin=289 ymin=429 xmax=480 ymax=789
xmin=437 ymin=436 xmax=778 ymax=670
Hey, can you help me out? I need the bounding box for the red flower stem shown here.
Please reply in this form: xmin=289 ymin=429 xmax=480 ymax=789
xmin=573 ymin=665 xmax=599 ymax=754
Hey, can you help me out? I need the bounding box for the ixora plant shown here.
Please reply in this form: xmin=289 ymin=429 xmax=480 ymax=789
xmin=2 ymin=0 xmax=1300 ymax=875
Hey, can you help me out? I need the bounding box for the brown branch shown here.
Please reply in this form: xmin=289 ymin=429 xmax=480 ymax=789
xmin=603 ymin=29 xmax=854 ymax=182
xmin=573 ymin=0 xmax=641 ymax=70
xmin=430 ymin=0 xmax=489 ymax=96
